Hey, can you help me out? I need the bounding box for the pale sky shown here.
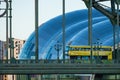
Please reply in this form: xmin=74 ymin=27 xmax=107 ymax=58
xmin=0 ymin=0 xmax=87 ymax=41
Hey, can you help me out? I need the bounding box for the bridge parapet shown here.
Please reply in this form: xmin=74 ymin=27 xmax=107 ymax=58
xmin=0 ymin=59 xmax=118 ymax=64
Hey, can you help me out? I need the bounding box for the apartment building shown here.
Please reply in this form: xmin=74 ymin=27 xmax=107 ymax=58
xmin=12 ymin=38 xmax=25 ymax=59
xmin=0 ymin=38 xmax=25 ymax=80
xmin=0 ymin=40 xmax=7 ymax=80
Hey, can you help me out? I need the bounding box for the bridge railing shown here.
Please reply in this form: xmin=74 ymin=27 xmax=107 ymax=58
xmin=0 ymin=59 xmax=118 ymax=64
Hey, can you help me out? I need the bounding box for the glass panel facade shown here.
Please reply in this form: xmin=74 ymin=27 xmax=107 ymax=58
xmin=19 ymin=9 xmax=115 ymax=59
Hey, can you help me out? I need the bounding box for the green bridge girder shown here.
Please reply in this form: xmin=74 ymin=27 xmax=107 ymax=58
xmin=0 ymin=60 xmax=120 ymax=74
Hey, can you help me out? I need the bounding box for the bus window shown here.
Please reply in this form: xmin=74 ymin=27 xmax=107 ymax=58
xmin=74 ymin=48 xmax=79 ymax=51
xmin=86 ymin=48 xmax=90 ymax=51
xmin=101 ymin=56 xmax=107 ymax=60
xmin=99 ymin=48 xmax=103 ymax=51
xmin=78 ymin=48 xmax=81 ymax=50
xmin=102 ymin=48 xmax=111 ymax=51
xmin=81 ymin=48 xmax=86 ymax=51
xmin=82 ymin=56 xmax=89 ymax=60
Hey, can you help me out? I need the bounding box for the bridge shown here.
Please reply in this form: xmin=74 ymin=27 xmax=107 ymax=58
xmin=0 ymin=59 xmax=120 ymax=74
xmin=0 ymin=0 xmax=120 ymax=76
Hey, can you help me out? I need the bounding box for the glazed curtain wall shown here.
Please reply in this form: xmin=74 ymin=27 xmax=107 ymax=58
xmin=19 ymin=9 xmax=114 ymax=59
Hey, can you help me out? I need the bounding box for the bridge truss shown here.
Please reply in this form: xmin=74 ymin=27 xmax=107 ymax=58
xmin=0 ymin=0 xmax=120 ymax=75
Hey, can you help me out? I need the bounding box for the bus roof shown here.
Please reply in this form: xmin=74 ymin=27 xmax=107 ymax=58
xmin=68 ymin=45 xmax=112 ymax=48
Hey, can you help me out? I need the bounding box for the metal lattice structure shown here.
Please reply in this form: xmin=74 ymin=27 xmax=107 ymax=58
xmin=0 ymin=0 xmax=120 ymax=75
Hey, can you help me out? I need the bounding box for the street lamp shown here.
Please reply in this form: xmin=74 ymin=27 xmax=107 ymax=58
xmin=54 ymin=41 xmax=62 ymax=63
xmin=94 ymin=39 xmax=102 ymax=63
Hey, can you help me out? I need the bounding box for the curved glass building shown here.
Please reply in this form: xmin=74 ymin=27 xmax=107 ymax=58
xmin=19 ymin=9 xmax=114 ymax=59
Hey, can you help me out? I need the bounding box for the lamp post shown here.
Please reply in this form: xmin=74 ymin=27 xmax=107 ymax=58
xmin=95 ymin=39 xmax=102 ymax=63
xmin=54 ymin=41 xmax=62 ymax=63
xmin=116 ymin=0 xmax=120 ymax=63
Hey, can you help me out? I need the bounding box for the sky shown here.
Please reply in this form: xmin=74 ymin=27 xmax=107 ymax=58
xmin=0 ymin=0 xmax=87 ymax=41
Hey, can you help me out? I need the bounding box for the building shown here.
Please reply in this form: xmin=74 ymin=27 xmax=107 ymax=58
xmin=11 ymin=38 xmax=25 ymax=59
xmin=8 ymin=38 xmax=25 ymax=59
xmin=0 ymin=38 xmax=25 ymax=80
xmin=0 ymin=40 xmax=8 ymax=80
xmin=19 ymin=9 xmax=114 ymax=60
xmin=0 ymin=40 xmax=6 ymax=60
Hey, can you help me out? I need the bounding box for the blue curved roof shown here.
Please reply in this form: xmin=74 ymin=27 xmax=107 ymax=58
xmin=19 ymin=9 xmax=115 ymax=59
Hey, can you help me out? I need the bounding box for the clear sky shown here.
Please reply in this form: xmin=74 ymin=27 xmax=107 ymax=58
xmin=0 ymin=0 xmax=87 ymax=41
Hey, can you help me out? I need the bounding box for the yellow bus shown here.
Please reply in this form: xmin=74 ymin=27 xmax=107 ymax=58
xmin=67 ymin=45 xmax=112 ymax=60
